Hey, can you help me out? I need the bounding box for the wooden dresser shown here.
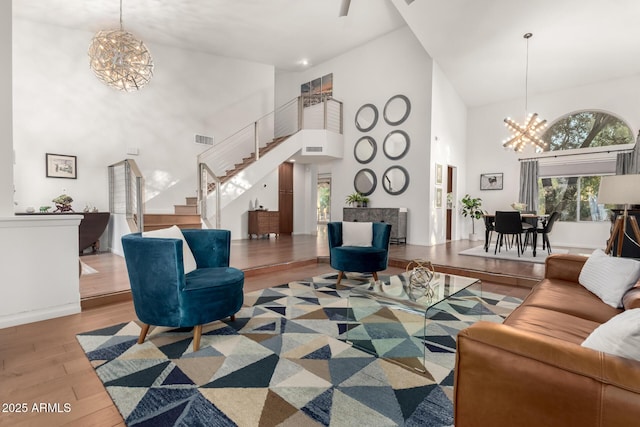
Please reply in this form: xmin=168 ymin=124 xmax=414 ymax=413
xmin=248 ymin=210 xmax=279 ymax=239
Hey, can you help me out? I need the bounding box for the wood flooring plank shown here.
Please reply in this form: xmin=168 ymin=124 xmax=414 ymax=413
xmin=9 ymin=392 xmax=114 ymax=427
xmin=63 ymin=405 xmax=123 ymax=427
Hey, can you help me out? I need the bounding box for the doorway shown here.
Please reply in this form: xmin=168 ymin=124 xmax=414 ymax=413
xmin=446 ymin=166 xmax=456 ymax=240
xmin=317 ymin=176 xmax=331 ymax=224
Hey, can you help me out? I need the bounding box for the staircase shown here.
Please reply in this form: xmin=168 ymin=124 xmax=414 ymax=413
xmin=143 ymin=196 xmax=201 ymax=231
xmin=197 ymin=95 xmax=344 ymax=227
xmin=207 ymin=136 xmax=290 ymax=193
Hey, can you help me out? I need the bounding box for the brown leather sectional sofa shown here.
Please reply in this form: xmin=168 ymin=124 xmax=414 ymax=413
xmin=454 ymin=253 xmax=640 ymax=427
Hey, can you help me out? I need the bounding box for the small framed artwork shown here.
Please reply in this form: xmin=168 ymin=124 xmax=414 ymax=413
xmin=46 ymin=153 xmax=77 ymax=179
xmin=435 ymin=187 xmax=443 ymax=208
xmin=435 ymin=163 xmax=443 ymax=185
xmin=480 ymin=173 xmax=503 ymax=190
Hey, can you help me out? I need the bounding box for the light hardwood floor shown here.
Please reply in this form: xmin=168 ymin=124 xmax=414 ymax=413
xmin=2 ymin=233 xmax=577 ymax=426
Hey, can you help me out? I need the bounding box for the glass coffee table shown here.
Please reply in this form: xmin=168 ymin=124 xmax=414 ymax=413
xmin=345 ymin=271 xmax=481 ymax=373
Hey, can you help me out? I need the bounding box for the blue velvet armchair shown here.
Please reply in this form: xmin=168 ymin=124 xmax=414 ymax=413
xmin=327 ymin=222 xmax=392 ymax=284
xmin=121 ymin=228 xmax=244 ymax=352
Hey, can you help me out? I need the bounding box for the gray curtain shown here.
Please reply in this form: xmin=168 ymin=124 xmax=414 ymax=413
xmin=519 ymin=160 xmax=539 ymax=213
xmin=616 ymin=131 xmax=640 ymax=175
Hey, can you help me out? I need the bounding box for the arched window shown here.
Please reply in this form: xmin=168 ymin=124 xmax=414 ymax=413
xmin=538 ymin=111 xmax=634 ymax=222
xmin=542 ymin=110 xmax=633 ymax=151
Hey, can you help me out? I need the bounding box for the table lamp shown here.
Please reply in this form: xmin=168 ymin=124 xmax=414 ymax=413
xmin=598 ymin=174 xmax=640 ymax=256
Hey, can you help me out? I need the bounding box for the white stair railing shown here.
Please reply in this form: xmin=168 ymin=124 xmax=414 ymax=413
xmin=197 ymin=96 xmax=343 ymax=224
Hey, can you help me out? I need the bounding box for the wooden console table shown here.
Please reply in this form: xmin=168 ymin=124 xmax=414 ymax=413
xmin=248 ymin=210 xmax=279 ymax=239
xmin=17 ymin=212 xmax=110 ymax=253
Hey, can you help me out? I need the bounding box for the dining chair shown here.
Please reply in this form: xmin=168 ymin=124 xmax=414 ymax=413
xmin=483 ymin=214 xmax=495 ymax=252
xmin=536 ymin=211 xmax=560 ymax=254
xmin=494 ymin=211 xmax=530 ymax=257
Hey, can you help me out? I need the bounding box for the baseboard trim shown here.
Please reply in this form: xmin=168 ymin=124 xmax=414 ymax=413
xmin=0 ymin=303 xmax=81 ymax=329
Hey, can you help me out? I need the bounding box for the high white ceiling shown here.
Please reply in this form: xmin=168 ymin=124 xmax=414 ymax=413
xmin=12 ymin=0 xmax=640 ymax=107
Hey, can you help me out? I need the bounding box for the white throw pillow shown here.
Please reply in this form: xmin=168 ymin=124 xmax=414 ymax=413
xmin=142 ymin=225 xmax=197 ymax=274
xmin=579 ymin=249 xmax=640 ymax=308
xmin=342 ymin=221 xmax=373 ymax=247
xmin=582 ymin=309 xmax=640 ymax=361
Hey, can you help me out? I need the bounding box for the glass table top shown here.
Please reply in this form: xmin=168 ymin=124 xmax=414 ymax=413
xmin=350 ymin=271 xmax=481 ymax=314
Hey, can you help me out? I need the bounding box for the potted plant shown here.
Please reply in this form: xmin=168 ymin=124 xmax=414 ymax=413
xmin=52 ymin=194 xmax=74 ymax=212
xmin=460 ymin=194 xmax=483 ymax=241
xmin=345 ymin=192 xmax=368 ymax=207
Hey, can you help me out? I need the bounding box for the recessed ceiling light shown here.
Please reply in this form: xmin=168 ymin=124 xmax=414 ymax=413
xmin=299 ymin=59 xmax=310 ymax=67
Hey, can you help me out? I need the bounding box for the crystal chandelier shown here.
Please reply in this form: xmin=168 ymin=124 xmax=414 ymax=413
xmin=503 ymin=33 xmax=547 ymax=152
xmin=88 ymin=0 xmax=153 ymax=92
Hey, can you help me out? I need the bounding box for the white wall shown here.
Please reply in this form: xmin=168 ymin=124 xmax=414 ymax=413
xmin=430 ymin=62 xmax=468 ymax=243
xmin=12 ymin=18 xmax=275 ymax=215
xmin=467 ymin=75 xmax=640 ymax=248
xmin=276 ymin=27 xmax=435 ymax=245
xmin=0 ymin=1 xmax=12 ymax=215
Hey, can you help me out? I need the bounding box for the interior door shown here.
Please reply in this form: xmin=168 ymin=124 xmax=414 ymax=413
xmin=446 ymin=166 xmax=454 ymax=240
xmin=278 ymin=162 xmax=293 ymax=234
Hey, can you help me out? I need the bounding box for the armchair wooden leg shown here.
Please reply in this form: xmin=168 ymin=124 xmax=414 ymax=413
xmin=230 ymin=315 xmax=236 ymax=321
xmin=138 ymin=323 xmax=150 ymax=345
xmin=337 ymin=271 xmax=344 ymax=285
xmin=193 ymin=325 xmax=203 ymax=352
xmin=372 ymin=272 xmax=379 ymax=281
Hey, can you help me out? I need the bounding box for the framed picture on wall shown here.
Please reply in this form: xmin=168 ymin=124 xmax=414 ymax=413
xmin=480 ymin=173 xmax=503 ymax=190
xmin=46 ymin=153 xmax=77 ymax=179
xmin=435 ymin=187 xmax=443 ymax=208
xmin=435 ymin=163 xmax=443 ymax=185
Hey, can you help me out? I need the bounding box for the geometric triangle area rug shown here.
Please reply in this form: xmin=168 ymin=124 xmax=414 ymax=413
xmin=77 ymin=273 xmax=522 ymax=426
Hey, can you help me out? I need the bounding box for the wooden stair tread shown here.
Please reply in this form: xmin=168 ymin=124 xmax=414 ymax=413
xmin=204 ymin=134 xmax=294 ymax=195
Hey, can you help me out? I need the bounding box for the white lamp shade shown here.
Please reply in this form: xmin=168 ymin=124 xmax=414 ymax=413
xmin=598 ymin=174 xmax=640 ymax=205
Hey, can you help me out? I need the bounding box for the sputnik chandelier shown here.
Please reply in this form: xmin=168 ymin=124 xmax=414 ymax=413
xmin=88 ymin=0 xmax=153 ymax=92
xmin=503 ymin=33 xmax=547 ymax=152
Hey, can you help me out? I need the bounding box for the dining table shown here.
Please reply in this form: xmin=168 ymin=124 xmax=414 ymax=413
xmin=483 ymin=213 xmax=549 ymax=257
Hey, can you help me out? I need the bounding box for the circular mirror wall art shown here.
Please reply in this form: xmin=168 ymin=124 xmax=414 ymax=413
xmin=382 ymin=165 xmax=410 ymax=195
xmin=383 ymin=94 xmax=411 ymax=126
xmin=354 ymin=136 xmax=377 ymax=164
xmin=383 ymin=130 xmax=410 ymax=160
xmin=354 ymin=168 xmax=377 ymax=196
xmin=355 ymin=103 xmax=379 ymax=132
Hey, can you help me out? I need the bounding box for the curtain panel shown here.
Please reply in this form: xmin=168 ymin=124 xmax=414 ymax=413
xmin=519 ymin=160 xmax=539 ymax=213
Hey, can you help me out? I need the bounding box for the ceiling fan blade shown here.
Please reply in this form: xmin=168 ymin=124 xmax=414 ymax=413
xmin=339 ymin=0 xmax=351 ymax=17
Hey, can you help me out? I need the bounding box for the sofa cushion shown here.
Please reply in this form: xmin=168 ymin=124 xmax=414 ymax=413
xmin=143 ymin=225 xmax=197 ymax=274
xmin=578 ymin=249 xmax=640 ymax=308
xmin=582 ymin=309 xmax=640 ymax=361
xmin=524 ymin=279 xmax=622 ymax=324
xmin=342 ymin=221 xmax=373 ymax=247
xmin=504 ymin=305 xmax=602 ymax=345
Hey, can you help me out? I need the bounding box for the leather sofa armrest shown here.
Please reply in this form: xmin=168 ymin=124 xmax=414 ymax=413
xmin=544 ymin=253 xmax=588 ymax=282
xmin=623 ymin=285 xmax=640 ymax=310
xmin=455 ymin=321 xmax=640 ymax=427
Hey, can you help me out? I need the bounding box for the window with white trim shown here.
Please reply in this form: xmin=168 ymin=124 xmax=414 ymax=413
xmin=536 ymin=110 xmax=633 ymax=222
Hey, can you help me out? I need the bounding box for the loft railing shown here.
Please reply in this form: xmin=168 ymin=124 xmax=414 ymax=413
xmin=197 ymin=96 xmax=342 ymax=181
xmin=108 ymin=159 xmax=144 ymax=233
xmin=196 ymin=95 xmax=342 ymax=225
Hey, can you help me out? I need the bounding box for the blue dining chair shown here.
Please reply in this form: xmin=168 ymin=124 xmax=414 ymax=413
xmin=327 ymin=221 xmax=392 ymax=284
xmin=121 ymin=228 xmax=244 ymax=352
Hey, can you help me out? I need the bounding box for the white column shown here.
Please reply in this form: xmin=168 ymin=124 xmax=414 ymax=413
xmin=0 ymin=0 xmax=14 ymax=215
